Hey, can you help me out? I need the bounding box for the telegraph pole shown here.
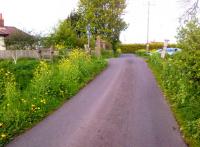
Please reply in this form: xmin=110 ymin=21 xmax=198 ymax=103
xmin=146 ymin=1 xmax=150 ymax=52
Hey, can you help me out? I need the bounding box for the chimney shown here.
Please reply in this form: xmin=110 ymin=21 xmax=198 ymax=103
xmin=0 ymin=13 xmax=4 ymax=27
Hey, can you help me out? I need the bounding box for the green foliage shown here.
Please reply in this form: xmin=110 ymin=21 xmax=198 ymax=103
xmin=101 ymin=50 xmax=114 ymax=58
xmin=120 ymin=43 xmax=177 ymax=53
xmin=5 ymin=30 xmax=37 ymax=50
xmin=52 ymin=20 xmax=78 ymax=49
xmin=135 ymin=49 xmax=150 ymax=57
xmin=0 ymin=69 xmax=6 ymax=104
xmin=44 ymin=0 xmax=127 ymax=51
xmin=120 ymin=44 xmax=146 ymax=53
xmin=101 ymin=48 xmax=122 ymax=58
xmin=44 ymin=14 xmax=88 ymax=49
xmin=148 ymin=50 xmax=200 ymax=146
xmin=0 ymin=50 xmax=107 ymax=146
xmin=40 ymin=10 xmax=89 ymax=49
xmin=0 ymin=59 xmax=39 ymax=90
xmin=177 ymin=18 xmax=200 ymax=51
xmin=78 ymin=0 xmax=127 ymax=51
xmin=115 ymin=48 xmax=122 ymax=57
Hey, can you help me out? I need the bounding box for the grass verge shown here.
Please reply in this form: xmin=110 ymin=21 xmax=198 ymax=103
xmin=0 ymin=50 xmax=107 ymax=147
xmin=147 ymin=52 xmax=200 ymax=147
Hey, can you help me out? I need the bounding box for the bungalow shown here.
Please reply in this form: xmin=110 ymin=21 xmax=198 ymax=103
xmin=0 ymin=13 xmax=31 ymax=50
xmin=0 ymin=14 xmax=8 ymax=50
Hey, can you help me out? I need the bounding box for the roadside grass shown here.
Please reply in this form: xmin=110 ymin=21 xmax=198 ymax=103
xmin=0 ymin=58 xmax=39 ymax=90
xmin=101 ymin=48 xmax=122 ymax=59
xmin=147 ymin=52 xmax=200 ymax=147
xmin=0 ymin=50 xmax=107 ymax=147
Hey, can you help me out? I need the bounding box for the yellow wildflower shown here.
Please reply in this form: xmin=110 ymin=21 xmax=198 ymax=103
xmin=31 ymin=104 xmax=36 ymax=112
xmin=1 ymin=133 xmax=6 ymax=139
xmin=21 ymin=99 xmax=26 ymax=103
xmin=40 ymin=99 xmax=46 ymax=104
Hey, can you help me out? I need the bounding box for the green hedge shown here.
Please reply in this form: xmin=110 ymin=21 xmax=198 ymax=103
xmin=119 ymin=43 xmax=177 ymax=53
xmin=148 ymin=51 xmax=200 ymax=146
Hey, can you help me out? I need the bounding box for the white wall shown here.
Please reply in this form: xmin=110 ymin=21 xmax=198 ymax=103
xmin=0 ymin=36 xmax=6 ymax=50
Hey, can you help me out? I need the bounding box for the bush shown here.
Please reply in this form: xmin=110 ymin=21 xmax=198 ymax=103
xmin=101 ymin=48 xmax=122 ymax=59
xmin=135 ymin=49 xmax=150 ymax=57
xmin=119 ymin=44 xmax=146 ymax=53
xmin=115 ymin=48 xmax=122 ymax=57
xmin=0 ymin=50 xmax=107 ymax=146
xmin=148 ymin=50 xmax=200 ymax=146
xmin=101 ymin=50 xmax=114 ymax=58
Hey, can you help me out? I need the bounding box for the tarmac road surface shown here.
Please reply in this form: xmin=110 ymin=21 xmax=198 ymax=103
xmin=7 ymin=54 xmax=187 ymax=147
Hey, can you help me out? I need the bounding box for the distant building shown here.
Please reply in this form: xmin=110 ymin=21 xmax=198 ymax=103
xmin=0 ymin=13 xmax=31 ymax=50
xmin=0 ymin=14 xmax=8 ymax=50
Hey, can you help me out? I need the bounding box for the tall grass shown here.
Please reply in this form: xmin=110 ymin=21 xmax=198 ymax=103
xmin=0 ymin=50 xmax=107 ymax=146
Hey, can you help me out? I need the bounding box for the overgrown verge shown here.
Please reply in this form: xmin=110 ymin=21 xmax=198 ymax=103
xmin=0 ymin=50 xmax=107 ymax=146
xmin=148 ymin=51 xmax=200 ymax=147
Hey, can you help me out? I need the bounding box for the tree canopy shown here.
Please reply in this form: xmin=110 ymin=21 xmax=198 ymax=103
xmin=177 ymin=0 xmax=200 ymax=51
xmin=44 ymin=0 xmax=127 ymax=51
xmin=5 ymin=30 xmax=37 ymax=50
xmin=177 ymin=18 xmax=200 ymax=50
xmin=77 ymin=0 xmax=127 ymax=51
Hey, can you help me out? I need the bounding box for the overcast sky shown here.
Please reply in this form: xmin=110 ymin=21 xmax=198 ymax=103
xmin=0 ymin=0 xmax=185 ymax=43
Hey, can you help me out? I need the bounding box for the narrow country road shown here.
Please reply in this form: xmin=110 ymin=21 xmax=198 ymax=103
xmin=7 ymin=54 xmax=187 ymax=147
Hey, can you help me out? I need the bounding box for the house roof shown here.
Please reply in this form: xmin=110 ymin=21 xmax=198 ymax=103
xmin=0 ymin=14 xmax=30 ymax=37
xmin=0 ymin=28 xmax=8 ymax=37
xmin=0 ymin=26 xmax=31 ymax=38
xmin=1 ymin=26 xmax=23 ymax=35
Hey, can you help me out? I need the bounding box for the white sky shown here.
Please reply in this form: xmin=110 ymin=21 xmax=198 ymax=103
xmin=0 ymin=0 xmax=185 ymax=43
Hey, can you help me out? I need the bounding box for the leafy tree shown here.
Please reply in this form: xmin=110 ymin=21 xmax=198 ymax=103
xmin=5 ymin=30 xmax=37 ymax=50
xmin=78 ymin=0 xmax=127 ymax=51
xmin=177 ymin=0 xmax=200 ymax=51
xmin=68 ymin=10 xmax=84 ymax=38
xmin=51 ymin=20 xmax=78 ymax=49
xmin=44 ymin=11 xmax=87 ymax=49
xmin=177 ymin=18 xmax=200 ymax=51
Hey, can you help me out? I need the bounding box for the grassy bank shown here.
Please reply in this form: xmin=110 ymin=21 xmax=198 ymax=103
xmin=0 ymin=50 xmax=107 ymax=146
xmin=147 ymin=51 xmax=200 ymax=147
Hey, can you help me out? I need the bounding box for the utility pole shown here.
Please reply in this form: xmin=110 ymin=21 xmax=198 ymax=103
xmin=146 ymin=1 xmax=150 ymax=52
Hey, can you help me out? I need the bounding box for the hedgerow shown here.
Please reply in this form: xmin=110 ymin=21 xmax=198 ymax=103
xmin=148 ymin=51 xmax=200 ymax=146
xmin=119 ymin=43 xmax=177 ymax=53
